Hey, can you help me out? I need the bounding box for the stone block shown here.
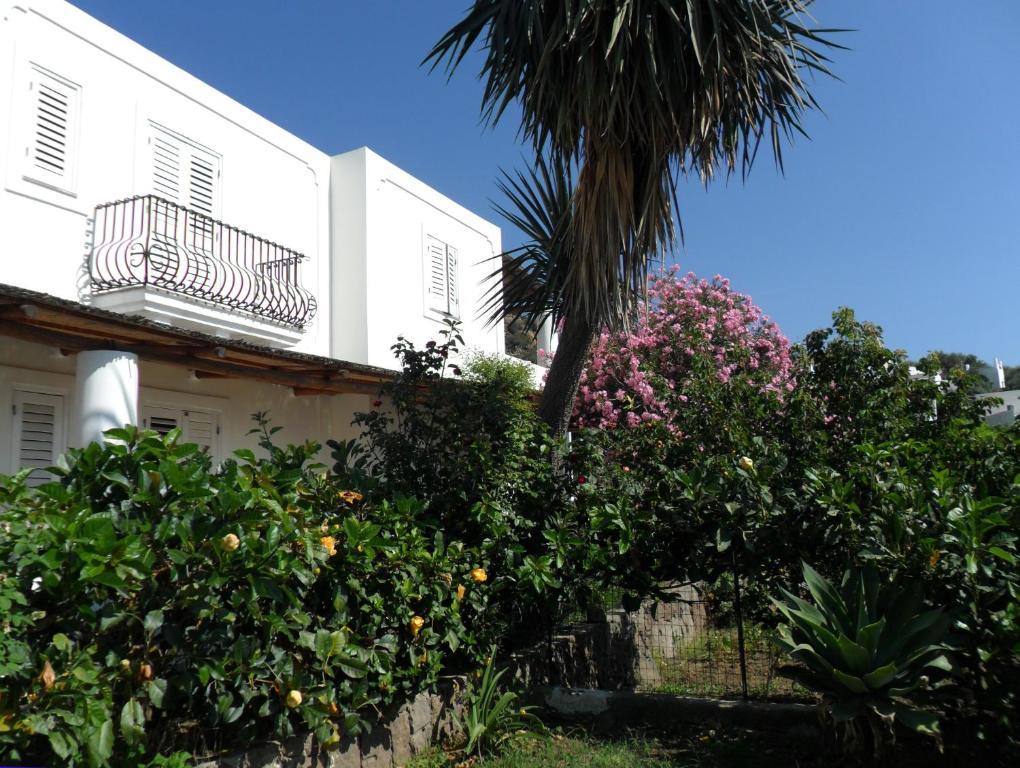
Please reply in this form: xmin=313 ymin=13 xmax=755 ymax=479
xmin=408 ymin=690 xmax=434 ymax=754
xmin=359 ymin=725 xmax=392 ymax=768
xmin=325 ymin=734 xmax=362 ymax=768
xmin=279 ymin=733 xmax=314 ymax=768
xmin=388 ymin=701 xmax=413 ymax=766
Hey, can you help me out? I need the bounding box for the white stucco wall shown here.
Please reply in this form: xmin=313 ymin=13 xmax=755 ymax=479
xmin=331 ymin=148 xmax=505 ymax=370
xmin=0 ymin=0 xmax=331 ymax=355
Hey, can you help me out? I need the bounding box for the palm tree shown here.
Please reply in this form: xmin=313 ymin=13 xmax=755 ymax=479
xmin=426 ymin=1 xmax=839 ymax=436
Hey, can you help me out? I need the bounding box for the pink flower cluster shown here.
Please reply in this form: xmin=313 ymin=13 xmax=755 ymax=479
xmin=572 ymin=267 xmax=794 ymax=430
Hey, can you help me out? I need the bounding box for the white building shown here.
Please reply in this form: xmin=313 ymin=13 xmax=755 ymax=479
xmin=0 ymin=0 xmax=543 ymax=483
xmin=978 ymin=390 xmax=1019 ymax=427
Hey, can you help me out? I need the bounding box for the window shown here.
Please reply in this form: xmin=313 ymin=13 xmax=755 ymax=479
xmin=10 ymin=390 xmax=65 ymax=487
xmin=22 ymin=65 xmax=80 ymax=194
xmin=141 ymin=404 xmax=220 ymax=458
xmin=424 ymin=234 xmax=459 ymax=318
xmin=148 ymin=122 xmax=221 ymax=216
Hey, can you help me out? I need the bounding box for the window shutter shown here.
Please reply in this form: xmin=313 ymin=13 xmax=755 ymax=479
xmin=25 ymin=66 xmax=79 ymax=189
xmin=149 ymin=123 xmax=220 ymax=216
xmin=424 ymin=235 xmax=460 ymax=318
xmin=445 ymin=245 xmax=460 ymax=317
xmin=182 ymin=409 xmax=219 ymax=457
xmin=142 ymin=404 xmax=218 ymax=459
xmin=141 ymin=405 xmax=180 ymax=437
xmin=10 ymin=391 xmax=65 ymax=487
xmin=188 ymin=155 xmax=216 ymax=215
xmin=151 ymin=133 xmax=182 ymax=201
xmin=425 ymin=235 xmax=449 ymax=314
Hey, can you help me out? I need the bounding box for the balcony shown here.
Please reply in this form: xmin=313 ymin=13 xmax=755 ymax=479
xmin=88 ymin=196 xmax=317 ymax=346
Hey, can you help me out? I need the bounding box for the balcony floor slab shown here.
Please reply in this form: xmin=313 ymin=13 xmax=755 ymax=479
xmin=89 ymin=286 xmax=305 ymax=348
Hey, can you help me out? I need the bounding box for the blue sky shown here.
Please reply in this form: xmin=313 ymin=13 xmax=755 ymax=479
xmin=69 ymin=0 xmax=1019 ymax=365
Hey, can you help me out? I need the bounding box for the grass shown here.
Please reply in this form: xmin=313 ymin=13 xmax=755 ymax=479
xmin=404 ymin=728 xmax=824 ymax=768
xmin=404 ymin=725 xmax=964 ymax=768
xmin=651 ymin=625 xmax=810 ymax=701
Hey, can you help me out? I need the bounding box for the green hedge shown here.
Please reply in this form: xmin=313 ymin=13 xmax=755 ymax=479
xmin=0 ymin=427 xmax=528 ymax=766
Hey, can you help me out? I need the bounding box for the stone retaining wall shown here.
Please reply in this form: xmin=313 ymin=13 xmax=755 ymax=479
xmin=509 ymin=584 xmax=706 ymax=690
xmin=195 ymin=678 xmax=465 ymax=768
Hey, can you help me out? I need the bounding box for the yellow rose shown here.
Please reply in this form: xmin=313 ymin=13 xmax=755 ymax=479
xmin=410 ymin=615 xmax=425 ymax=638
xmin=286 ymin=690 xmax=303 ymax=709
xmin=470 ymin=567 xmax=488 ymax=584
xmin=221 ymin=533 xmax=240 ymax=552
xmin=456 ymin=584 xmax=466 ymax=601
xmin=929 ymin=550 xmax=941 ymax=568
xmin=320 ymin=536 xmax=337 ymax=557
xmin=738 ymin=456 xmax=754 ymax=472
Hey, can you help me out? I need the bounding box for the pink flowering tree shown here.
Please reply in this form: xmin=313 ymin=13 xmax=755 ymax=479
xmin=572 ymin=268 xmax=794 ymax=444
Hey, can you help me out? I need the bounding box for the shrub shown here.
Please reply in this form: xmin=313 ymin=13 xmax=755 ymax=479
xmin=329 ymin=322 xmax=633 ymax=642
xmin=0 ymin=426 xmax=507 ymax=766
xmin=573 ymin=268 xmax=794 ymax=450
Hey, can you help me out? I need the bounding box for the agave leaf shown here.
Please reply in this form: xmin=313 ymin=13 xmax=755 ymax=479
xmin=832 ymin=668 xmax=869 ymax=694
xmin=894 ymin=707 xmax=941 ymax=735
xmin=862 ymin=662 xmax=898 ymax=691
xmin=788 ymin=644 xmax=835 ymax=677
xmin=876 ymin=610 xmax=949 ymax=666
xmin=836 ymin=634 xmax=871 ymax=676
xmin=802 ymin=562 xmax=851 ymax=634
xmin=856 ymin=617 xmax=886 ymax=659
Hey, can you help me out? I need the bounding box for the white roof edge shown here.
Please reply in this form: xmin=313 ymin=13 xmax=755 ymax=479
xmin=333 ymin=146 xmax=502 ymax=245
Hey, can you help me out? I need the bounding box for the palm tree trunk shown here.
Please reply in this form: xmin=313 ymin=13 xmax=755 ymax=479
xmin=537 ymin=313 xmax=597 ymax=438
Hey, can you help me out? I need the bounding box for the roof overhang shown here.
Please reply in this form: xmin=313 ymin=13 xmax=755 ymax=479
xmin=0 ymin=284 xmax=394 ymax=396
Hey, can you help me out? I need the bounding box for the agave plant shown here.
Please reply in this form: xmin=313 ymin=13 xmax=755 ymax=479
xmin=773 ymin=562 xmax=955 ymax=755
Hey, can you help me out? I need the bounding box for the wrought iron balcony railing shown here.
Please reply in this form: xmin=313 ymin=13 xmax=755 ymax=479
xmin=89 ymin=196 xmax=317 ymax=329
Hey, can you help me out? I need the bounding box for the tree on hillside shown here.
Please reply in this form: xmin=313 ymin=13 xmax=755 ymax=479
xmin=929 ymin=351 xmax=995 ymax=394
xmin=1006 ymin=366 xmax=1020 ymax=391
xmin=426 ymin=1 xmax=839 ymax=436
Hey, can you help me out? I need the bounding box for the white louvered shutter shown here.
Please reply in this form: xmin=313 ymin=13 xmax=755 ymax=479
xmin=151 ymin=132 xmax=182 ymax=202
xmin=10 ymin=391 xmax=65 ymax=487
xmin=141 ymin=405 xmax=180 ymax=437
xmin=445 ymin=244 xmax=460 ymax=317
xmin=425 ymin=235 xmax=449 ymax=314
xmin=142 ymin=405 xmax=218 ymax=459
xmin=149 ymin=123 xmax=220 ymax=216
xmin=182 ymin=409 xmax=219 ymax=458
xmin=25 ymin=67 xmax=79 ymax=189
xmin=424 ymin=235 xmax=460 ymax=317
xmin=188 ymin=155 xmax=216 ymax=215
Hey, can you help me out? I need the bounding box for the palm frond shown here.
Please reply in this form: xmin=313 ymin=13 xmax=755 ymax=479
xmin=427 ymin=0 xmax=843 ymax=330
xmin=480 ymin=154 xmax=574 ymax=332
